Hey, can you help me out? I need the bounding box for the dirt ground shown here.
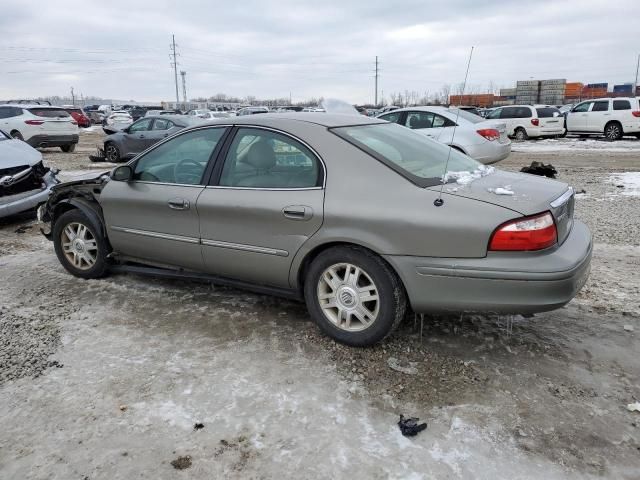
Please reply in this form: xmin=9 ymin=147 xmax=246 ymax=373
xmin=0 ymin=130 xmax=639 ymax=479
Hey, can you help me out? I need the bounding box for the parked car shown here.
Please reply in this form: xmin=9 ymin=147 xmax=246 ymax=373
xmin=0 ymin=104 xmax=79 ymax=152
xmin=187 ymin=109 xmax=211 ymax=118
xmin=0 ymin=129 xmax=59 ymax=218
xmin=200 ymin=111 xmax=231 ymax=120
xmin=565 ymin=97 xmax=640 ymax=140
xmin=63 ymin=107 xmax=91 ymax=128
xmin=102 ymin=115 xmax=195 ymax=162
xmin=236 ymin=107 xmax=269 ymax=116
xmin=103 ymin=111 xmax=133 ymax=134
xmin=39 ymin=114 xmax=591 ymax=347
xmin=485 ymin=105 xmax=565 ymax=141
xmin=145 ymin=110 xmax=182 ymax=117
xmin=378 ymin=105 xmax=400 ymax=114
xmin=377 ymin=106 xmax=511 ymax=164
xmin=128 ymin=107 xmax=148 ymax=121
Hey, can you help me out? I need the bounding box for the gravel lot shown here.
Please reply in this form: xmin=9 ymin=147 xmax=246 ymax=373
xmin=0 ymin=130 xmax=639 ymax=479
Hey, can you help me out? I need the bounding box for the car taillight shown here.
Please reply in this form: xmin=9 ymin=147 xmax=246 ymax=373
xmin=477 ymin=128 xmax=500 ymax=141
xmin=489 ymin=212 xmax=557 ymax=251
xmin=25 ymin=120 xmax=44 ymax=125
xmin=632 ymin=111 xmax=640 ymax=118
xmin=531 ymin=118 xmax=540 ymax=126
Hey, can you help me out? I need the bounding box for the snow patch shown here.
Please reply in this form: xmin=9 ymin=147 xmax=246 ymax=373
xmin=512 ymin=137 xmax=640 ymax=153
xmin=488 ymin=186 xmax=514 ymax=196
xmin=443 ymin=165 xmax=495 ymax=186
xmin=609 ymin=172 xmax=640 ymax=196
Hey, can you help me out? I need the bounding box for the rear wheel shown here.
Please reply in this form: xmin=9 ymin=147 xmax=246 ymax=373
xmin=514 ymin=128 xmax=528 ymax=142
xmin=304 ymin=246 xmax=406 ymax=347
xmin=60 ymin=144 xmax=76 ymax=153
xmin=105 ymin=142 xmax=121 ymax=162
xmin=10 ymin=130 xmax=24 ymax=141
xmin=53 ymin=209 xmax=108 ymax=279
xmin=604 ymin=122 xmax=623 ymax=141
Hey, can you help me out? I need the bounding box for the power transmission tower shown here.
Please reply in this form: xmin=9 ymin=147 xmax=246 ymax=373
xmin=180 ymin=71 xmax=187 ymax=108
xmin=374 ymin=56 xmax=379 ymax=106
xmin=170 ymin=35 xmax=180 ymax=110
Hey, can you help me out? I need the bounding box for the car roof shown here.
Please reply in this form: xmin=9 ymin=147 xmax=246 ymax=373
xmin=383 ymin=106 xmax=449 ymax=113
xmin=200 ymin=112 xmax=384 ymax=128
xmin=0 ymin=103 xmax=63 ymax=109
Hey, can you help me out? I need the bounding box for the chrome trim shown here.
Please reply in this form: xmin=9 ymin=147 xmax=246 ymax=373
xmin=204 ymin=185 xmax=322 ymax=191
xmin=111 ymin=226 xmax=200 ymax=244
xmin=201 ymin=238 xmax=289 ymax=257
xmin=550 ymin=187 xmax=574 ymax=208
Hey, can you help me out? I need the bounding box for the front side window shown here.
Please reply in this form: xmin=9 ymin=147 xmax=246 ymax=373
xmin=219 ymin=128 xmax=321 ymax=188
xmin=152 ymin=119 xmax=173 ymax=130
xmin=613 ymin=100 xmax=631 ymax=110
xmin=405 ymin=111 xmax=434 ymax=129
xmin=333 ymin=123 xmax=480 ymax=187
xmin=591 ymin=101 xmax=609 ymax=112
xmin=486 ymin=108 xmax=501 ymax=119
xmin=379 ymin=112 xmax=402 ymax=123
xmin=572 ymin=102 xmax=592 ymax=113
xmin=133 ymin=127 xmax=225 ymax=184
xmin=129 ymin=118 xmax=152 ymax=132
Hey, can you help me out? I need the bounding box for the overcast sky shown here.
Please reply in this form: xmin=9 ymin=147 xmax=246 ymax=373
xmin=2 ymin=0 xmax=638 ymax=104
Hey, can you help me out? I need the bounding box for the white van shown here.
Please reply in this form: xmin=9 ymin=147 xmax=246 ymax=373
xmin=485 ymin=105 xmax=565 ymax=141
xmin=565 ymin=97 xmax=640 ymax=140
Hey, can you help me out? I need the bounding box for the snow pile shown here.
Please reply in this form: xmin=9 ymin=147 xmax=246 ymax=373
xmin=80 ymin=126 xmax=95 ymax=133
xmin=609 ymin=172 xmax=640 ymax=196
xmin=512 ymin=137 xmax=639 ymax=153
xmin=442 ymin=165 xmax=495 ymax=186
xmin=488 ymin=186 xmax=514 ymax=196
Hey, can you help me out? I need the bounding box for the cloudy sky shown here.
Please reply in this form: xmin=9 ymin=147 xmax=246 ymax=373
xmin=2 ymin=0 xmax=638 ymax=104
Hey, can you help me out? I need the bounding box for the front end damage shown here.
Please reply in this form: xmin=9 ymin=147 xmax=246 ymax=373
xmin=0 ymin=162 xmax=59 ymax=218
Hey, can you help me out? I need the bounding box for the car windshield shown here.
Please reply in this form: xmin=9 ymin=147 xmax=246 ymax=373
xmin=447 ymin=108 xmax=484 ymax=124
xmin=333 ymin=123 xmax=481 ymax=187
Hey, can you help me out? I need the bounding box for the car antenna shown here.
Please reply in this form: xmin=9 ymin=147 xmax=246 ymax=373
xmin=434 ymin=46 xmax=474 ymax=207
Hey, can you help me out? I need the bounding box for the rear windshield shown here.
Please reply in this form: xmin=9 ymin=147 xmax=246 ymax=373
xmin=66 ymin=108 xmax=82 ymax=114
xmin=447 ymin=108 xmax=484 ymax=124
xmin=536 ymin=107 xmax=561 ymax=118
xmin=333 ymin=123 xmax=480 ymax=187
xmin=28 ymin=108 xmax=70 ymax=118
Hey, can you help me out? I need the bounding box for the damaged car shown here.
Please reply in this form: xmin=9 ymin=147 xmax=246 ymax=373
xmin=0 ymin=129 xmax=58 ymax=218
xmin=39 ymin=114 xmax=592 ymax=347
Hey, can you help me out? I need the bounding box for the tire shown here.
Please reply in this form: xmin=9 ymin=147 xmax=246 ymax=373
xmin=53 ymin=209 xmax=109 ymax=279
xmin=10 ymin=130 xmax=24 ymax=141
xmin=514 ymin=128 xmax=528 ymax=142
xmin=104 ymin=142 xmax=121 ymax=162
xmin=604 ymin=122 xmax=623 ymax=141
xmin=60 ymin=144 xmax=76 ymax=153
xmin=303 ymin=246 xmax=407 ymax=347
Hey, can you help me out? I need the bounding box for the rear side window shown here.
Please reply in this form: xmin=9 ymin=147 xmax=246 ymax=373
xmin=591 ymin=101 xmax=609 ymax=112
xmin=516 ymin=107 xmax=532 ymax=118
xmin=536 ymin=107 xmax=561 ymax=118
xmin=28 ymin=108 xmax=70 ymax=118
xmin=499 ymin=107 xmax=517 ymax=119
xmin=613 ymin=100 xmax=631 ymax=110
xmin=405 ymin=111 xmax=435 ymax=129
xmin=379 ymin=112 xmax=402 ymax=123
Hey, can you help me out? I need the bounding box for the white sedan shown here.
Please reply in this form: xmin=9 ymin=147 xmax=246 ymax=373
xmin=377 ymin=106 xmax=511 ymax=164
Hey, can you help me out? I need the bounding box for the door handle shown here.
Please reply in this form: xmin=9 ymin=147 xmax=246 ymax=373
xmin=283 ymin=205 xmax=312 ymax=221
xmin=168 ymin=198 xmax=190 ymax=210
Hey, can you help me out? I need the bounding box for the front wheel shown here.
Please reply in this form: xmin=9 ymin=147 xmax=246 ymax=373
xmin=304 ymin=246 xmax=407 ymax=347
xmin=53 ymin=209 xmax=109 ymax=279
xmin=104 ymin=143 xmax=121 ymax=162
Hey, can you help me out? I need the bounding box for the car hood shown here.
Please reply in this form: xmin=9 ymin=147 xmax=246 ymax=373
xmin=428 ymin=169 xmax=569 ymax=216
xmin=0 ymin=139 xmax=43 ymax=168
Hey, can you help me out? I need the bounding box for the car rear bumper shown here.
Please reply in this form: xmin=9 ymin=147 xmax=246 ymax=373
xmin=384 ymin=220 xmax=592 ymax=315
xmin=527 ymin=126 xmax=565 ymax=137
xmin=467 ymin=140 xmax=512 ymax=164
xmin=26 ymin=134 xmax=79 ymax=148
xmin=0 ymin=171 xmax=58 ymax=218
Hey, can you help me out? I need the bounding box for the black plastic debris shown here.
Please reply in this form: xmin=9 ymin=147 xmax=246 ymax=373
xmin=398 ymin=414 xmax=427 ymax=437
xmin=193 ymin=422 xmax=204 ymax=430
xmin=89 ymin=147 xmax=107 ymax=163
xmin=14 ymin=225 xmax=32 ymax=234
xmin=520 ymin=161 xmax=557 ymax=178
xmin=170 ymin=455 xmax=192 ymax=470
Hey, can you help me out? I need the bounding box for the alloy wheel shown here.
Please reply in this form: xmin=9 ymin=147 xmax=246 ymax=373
xmin=60 ymin=222 xmax=98 ymax=270
xmin=105 ymin=144 xmax=119 ymax=162
xmin=317 ymin=263 xmax=380 ymax=332
xmin=515 ymin=129 xmax=526 ymax=142
xmin=605 ymin=124 xmax=621 ymax=140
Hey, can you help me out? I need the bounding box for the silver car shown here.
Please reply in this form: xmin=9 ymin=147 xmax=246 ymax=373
xmin=39 ymin=114 xmax=592 ymax=346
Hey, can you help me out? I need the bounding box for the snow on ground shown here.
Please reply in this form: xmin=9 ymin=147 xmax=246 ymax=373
xmin=511 ymin=137 xmax=639 ymax=153
xmin=609 ymin=172 xmax=640 ymax=196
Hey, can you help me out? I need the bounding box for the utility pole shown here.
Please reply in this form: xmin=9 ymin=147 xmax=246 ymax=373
xmin=180 ymin=71 xmax=187 ymax=109
xmin=70 ymin=86 xmax=75 ymax=106
xmin=635 ymin=53 xmax=640 ymax=95
xmin=170 ymin=35 xmax=180 ymax=110
xmin=374 ymin=56 xmax=379 ymax=106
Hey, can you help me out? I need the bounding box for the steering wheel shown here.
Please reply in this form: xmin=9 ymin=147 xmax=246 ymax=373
xmin=174 ymin=158 xmax=203 ymax=184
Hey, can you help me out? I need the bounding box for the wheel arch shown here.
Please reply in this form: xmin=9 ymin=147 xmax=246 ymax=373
xmin=52 ymin=198 xmax=110 ymax=249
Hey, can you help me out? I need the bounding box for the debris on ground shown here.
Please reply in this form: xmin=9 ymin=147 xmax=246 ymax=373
xmin=89 ymin=147 xmax=106 ymax=163
xmin=193 ymin=422 xmax=204 ymax=430
xmin=14 ymin=225 xmax=32 ymax=234
xmin=627 ymin=402 xmax=640 ymax=413
xmin=119 ymin=405 xmax=127 ymax=412
xmin=170 ymin=455 xmax=192 ymax=470
xmin=387 ymin=357 xmax=418 ymax=375
xmin=623 ymin=325 xmax=634 ymax=332
xmin=397 ymin=414 xmax=427 ymax=437
xmin=520 ymin=161 xmax=557 ymax=178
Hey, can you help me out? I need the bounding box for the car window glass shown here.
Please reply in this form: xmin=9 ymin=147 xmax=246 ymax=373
xmin=133 ymin=127 xmax=225 ymax=184
xmin=129 ymin=118 xmax=153 ymax=132
xmin=219 ymin=128 xmax=320 ymax=188
xmin=572 ymin=102 xmax=592 ymax=113
xmin=432 ymin=114 xmax=455 ymax=127
xmin=379 ymin=112 xmax=401 ymax=123
xmin=486 ymin=108 xmax=501 ymax=119
xmin=613 ymin=100 xmax=631 ymax=111
xmin=500 ymin=107 xmax=517 ymax=119
xmin=591 ymin=101 xmax=609 ymax=112
xmin=0 ymin=107 xmax=12 ymax=119
xmin=152 ymin=119 xmax=173 ymax=130
xmin=536 ymin=107 xmax=561 ymax=118
xmin=27 ymin=108 xmax=70 ymax=118
xmin=517 ymin=107 xmax=532 ymax=118
xmin=405 ymin=111 xmax=434 ymax=129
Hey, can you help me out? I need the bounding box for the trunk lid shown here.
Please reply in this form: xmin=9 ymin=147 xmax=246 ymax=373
xmin=429 ymin=169 xmax=574 ymax=243
xmin=477 ymin=119 xmax=510 ymax=144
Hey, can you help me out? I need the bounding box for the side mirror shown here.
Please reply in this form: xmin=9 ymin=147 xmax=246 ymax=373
xmin=111 ymin=165 xmax=133 ymax=182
